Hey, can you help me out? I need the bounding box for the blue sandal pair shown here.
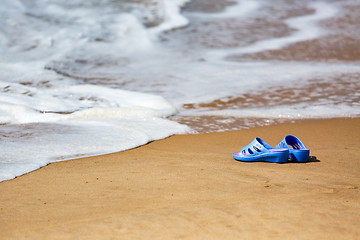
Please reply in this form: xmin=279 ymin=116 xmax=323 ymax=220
xmin=232 ymin=135 xmax=310 ymax=163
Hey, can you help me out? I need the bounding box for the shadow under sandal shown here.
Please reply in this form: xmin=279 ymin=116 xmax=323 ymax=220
xmin=276 ymin=135 xmax=310 ymax=162
xmin=233 ymin=137 xmax=289 ymax=163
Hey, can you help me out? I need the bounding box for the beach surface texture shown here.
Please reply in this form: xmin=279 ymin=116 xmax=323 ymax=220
xmin=1 ymin=118 xmax=359 ymax=239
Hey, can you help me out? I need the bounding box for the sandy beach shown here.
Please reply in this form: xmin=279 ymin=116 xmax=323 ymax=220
xmin=1 ymin=118 xmax=359 ymax=239
xmin=1 ymin=0 xmax=360 ymax=239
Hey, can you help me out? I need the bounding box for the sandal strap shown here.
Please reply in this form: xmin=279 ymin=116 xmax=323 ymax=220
xmin=276 ymin=135 xmax=306 ymax=150
xmin=240 ymin=137 xmax=271 ymax=156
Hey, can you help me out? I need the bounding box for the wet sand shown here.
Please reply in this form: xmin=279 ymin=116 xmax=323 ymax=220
xmin=166 ymin=0 xmax=360 ymax=133
xmin=0 ymin=118 xmax=359 ymax=239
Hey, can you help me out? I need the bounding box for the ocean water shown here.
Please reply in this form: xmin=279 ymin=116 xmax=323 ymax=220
xmin=0 ymin=0 xmax=359 ymax=181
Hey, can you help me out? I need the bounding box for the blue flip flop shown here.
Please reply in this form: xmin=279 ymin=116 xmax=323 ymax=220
xmin=275 ymin=135 xmax=310 ymax=162
xmin=233 ymin=137 xmax=289 ymax=163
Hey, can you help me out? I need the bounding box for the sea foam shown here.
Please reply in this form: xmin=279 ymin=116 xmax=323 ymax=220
xmin=0 ymin=0 xmax=192 ymax=181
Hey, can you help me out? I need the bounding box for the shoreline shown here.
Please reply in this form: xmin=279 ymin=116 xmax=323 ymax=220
xmin=1 ymin=117 xmax=359 ymax=239
xmin=1 ymin=0 xmax=359 ymax=183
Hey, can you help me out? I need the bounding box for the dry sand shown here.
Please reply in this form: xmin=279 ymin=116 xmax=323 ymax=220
xmin=0 ymin=118 xmax=359 ymax=239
